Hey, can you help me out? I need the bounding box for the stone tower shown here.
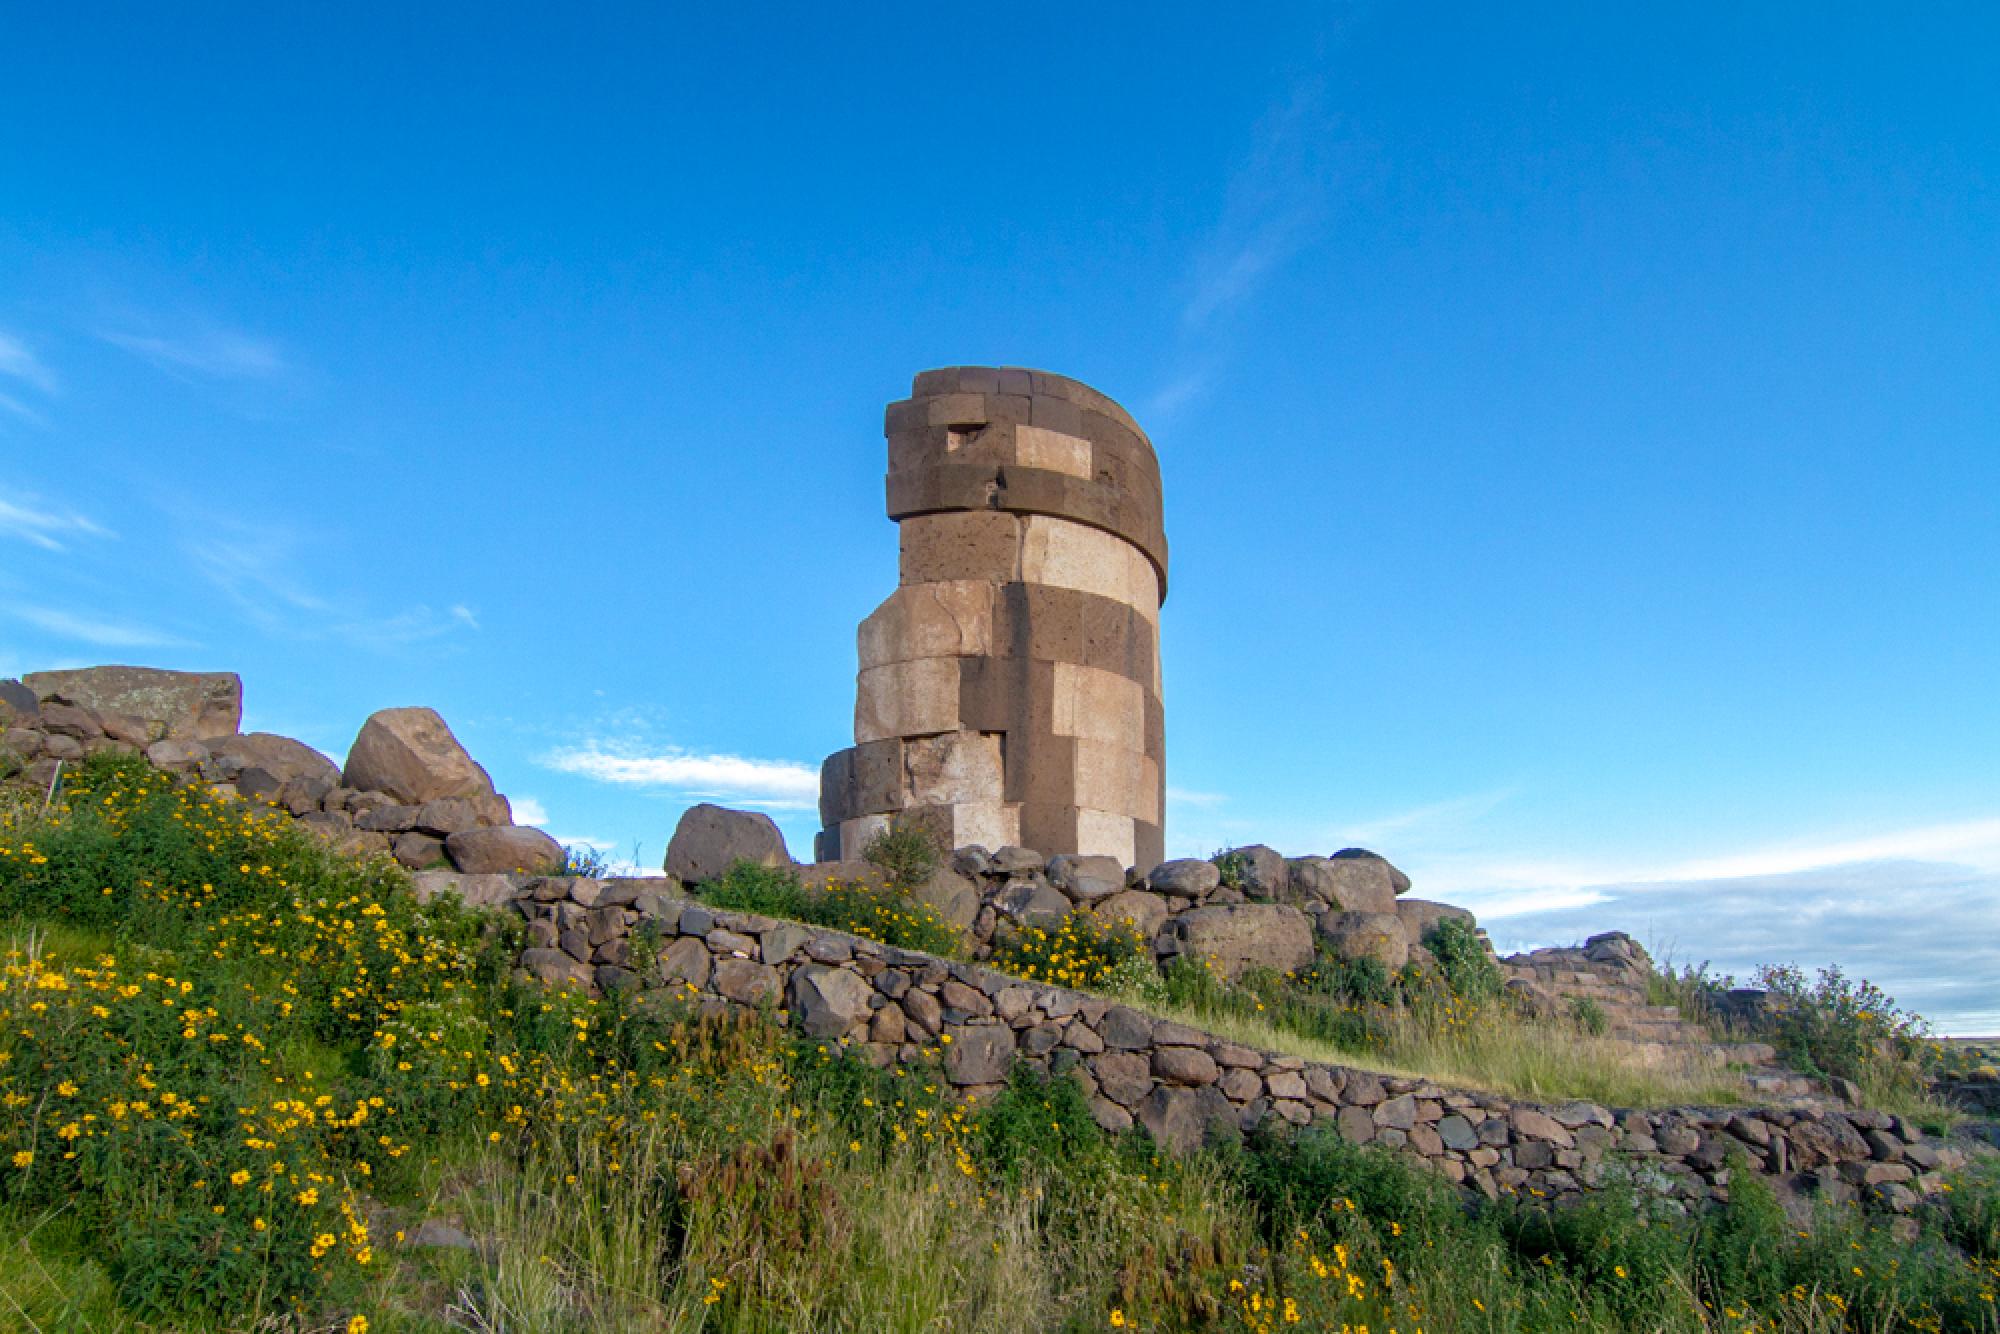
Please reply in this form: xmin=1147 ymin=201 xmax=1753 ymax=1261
xmin=817 ymin=367 xmax=1167 ymax=869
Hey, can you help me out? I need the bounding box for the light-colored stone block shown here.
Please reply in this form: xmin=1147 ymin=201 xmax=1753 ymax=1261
xmin=1051 ymin=662 xmax=1146 ymax=748
xmin=854 ymin=658 xmax=961 ymax=744
xmin=1075 ymin=808 xmax=1137 ymax=868
xmin=837 ymin=814 xmax=892 ymax=861
xmin=1020 ymin=516 xmax=1160 ymax=614
xmin=900 ymin=512 xmax=1022 ymax=585
xmin=948 ymin=800 xmax=1020 ymax=852
xmin=1014 ymin=425 xmax=1094 ymax=480
xmin=858 ymin=581 xmax=994 ymax=669
xmin=903 ymin=731 xmax=1004 ymax=807
xmin=1072 ymin=739 xmax=1159 ymax=823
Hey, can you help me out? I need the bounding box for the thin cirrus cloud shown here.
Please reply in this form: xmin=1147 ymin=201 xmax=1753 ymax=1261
xmin=183 ymin=528 xmax=479 ymax=652
xmin=3 ymin=602 xmax=191 ymax=649
xmin=97 ymin=326 xmax=285 ymax=380
xmin=0 ymin=329 xmax=58 ymax=424
xmin=0 ymin=493 xmax=114 ymax=551
xmin=542 ymin=743 xmax=821 ymax=811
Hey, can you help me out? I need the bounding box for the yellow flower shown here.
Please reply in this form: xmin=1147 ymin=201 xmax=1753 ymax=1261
xmin=8 ymin=1151 xmax=30 ymax=1169
xmin=1110 ymin=1311 xmax=1127 ymax=1328
xmin=230 ymin=1169 xmax=251 ymax=1186
xmin=297 ymin=1187 xmax=319 ymax=1206
xmin=346 ymin=1318 xmax=369 ymax=1334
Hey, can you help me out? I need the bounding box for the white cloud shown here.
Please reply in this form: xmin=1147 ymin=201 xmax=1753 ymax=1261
xmin=5 ymin=602 xmax=190 ymax=649
xmin=98 ymin=327 xmax=284 ymax=380
xmin=542 ymin=743 xmax=820 ymax=811
xmin=1166 ymin=786 xmax=1229 ymax=808
xmin=0 ymin=494 xmax=114 ymax=551
xmin=511 ymin=796 xmax=549 ymax=827
xmin=0 ymin=332 xmax=57 ymax=395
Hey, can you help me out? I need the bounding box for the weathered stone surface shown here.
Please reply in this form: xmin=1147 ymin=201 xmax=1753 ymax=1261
xmin=991 ymin=877 xmax=1072 ymax=924
xmin=1286 ymin=855 xmax=1398 ymax=915
xmin=1137 ymin=1086 xmax=1204 ymax=1154
xmin=1152 ymin=1046 xmax=1220 ymax=1086
xmin=0 ymin=680 xmax=39 ymax=726
xmin=1147 ymin=859 xmax=1220 ymax=897
xmin=944 ymin=1024 xmax=1015 ymax=1085
xmin=1396 ymin=899 xmax=1475 ymax=945
xmin=712 ymin=958 xmax=781 ymax=1006
xmin=1332 ymin=847 xmax=1412 ymax=896
xmin=1047 ymin=853 xmax=1125 ymax=902
xmin=1165 ymin=904 xmax=1314 ymax=978
xmin=788 ymin=965 xmax=876 ymax=1039
xmin=1220 ymin=845 xmax=1288 ymax=899
xmin=1091 ymin=888 xmax=1169 ymax=939
xmin=1318 ymin=911 xmax=1411 ymax=971
xmin=24 ymin=666 xmax=241 ymax=740
xmin=408 ymin=870 xmax=521 ymax=909
xmin=211 ymin=733 xmax=342 ymax=789
xmin=393 ymin=831 xmax=447 ymax=870
xmin=344 ymin=707 xmax=496 ymax=804
xmin=664 ymin=803 xmax=792 ymax=884
xmin=911 ymin=866 xmax=979 ymax=929
xmin=656 ymin=936 xmax=711 ymax=987
xmin=519 ymin=948 xmax=589 ymax=989
xmin=445 ymin=827 xmax=564 ymax=876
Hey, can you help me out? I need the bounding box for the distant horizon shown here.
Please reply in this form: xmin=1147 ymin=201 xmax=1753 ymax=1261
xmin=3 ymin=6 xmax=1995 ymax=1031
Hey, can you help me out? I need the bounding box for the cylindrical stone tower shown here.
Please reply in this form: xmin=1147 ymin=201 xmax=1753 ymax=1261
xmin=817 ymin=366 xmax=1167 ymax=869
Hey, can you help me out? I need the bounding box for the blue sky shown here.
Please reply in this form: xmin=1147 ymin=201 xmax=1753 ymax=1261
xmin=3 ymin=6 xmax=1997 ymax=1030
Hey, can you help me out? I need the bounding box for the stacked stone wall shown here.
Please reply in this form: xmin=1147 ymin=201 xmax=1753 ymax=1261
xmin=472 ymin=869 xmax=1959 ymax=1214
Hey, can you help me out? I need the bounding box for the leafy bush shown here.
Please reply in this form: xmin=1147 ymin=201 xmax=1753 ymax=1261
xmin=1210 ymin=846 xmax=1252 ymax=893
xmin=560 ymin=842 xmax=616 ymax=876
xmin=1424 ymin=915 xmax=1503 ymax=1005
xmin=976 ymin=1063 xmax=1103 ymax=1182
xmin=698 ymin=858 xmax=963 ymax=956
xmin=1570 ymin=995 xmax=1610 ymax=1036
xmin=991 ymin=910 xmax=1148 ymax=990
xmin=861 ymin=819 xmax=941 ymax=891
xmin=1752 ymin=962 xmax=1936 ymax=1097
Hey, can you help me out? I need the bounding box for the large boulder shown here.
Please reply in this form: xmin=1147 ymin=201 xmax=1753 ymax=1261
xmin=343 ymin=707 xmax=497 ymax=805
xmin=910 ymin=865 xmax=979 ymax=930
xmin=1286 ymin=855 xmax=1397 ymax=915
xmin=445 ymin=826 xmax=564 ymax=875
xmin=664 ymin=803 xmax=792 ymax=884
xmin=209 ymin=733 xmax=341 ymax=789
xmin=1331 ymin=847 xmax=1411 ymax=896
xmin=1091 ymin=889 xmax=1170 ymax=941
xmin=1219 ymin=845 xmax=1288 ymax=899
xmin=1161 ymin=903 xmax=1314 ymax=978
xmin=1319 ymin=910 xmax=1410 ymax=971
xmin=24 ymin=666 xmax=241 ymax=740
xmin=0 ymin=680 xmax=40 ymax=727
xmin=1047 ymin=853 xmax=1125 ymax=903
xmin=1145 ymin=858 xmax=1222 ymax=899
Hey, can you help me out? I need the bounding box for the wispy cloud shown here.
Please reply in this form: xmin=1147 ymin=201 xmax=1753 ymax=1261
xmin=4 ymin=602 xmax=190 ymax=649
xmin=1331 ymin=787 xmax=1521 ymax=847
xmin=511 ymin=796 xmax=550 ymax=827
xmin=98 ymin=326 xmax=285 ymax=381
xmin=0 ymin=331 xmax=58 ymax=395
xmin=0 ymin=493 xmax=114 ymax=551
xmin=182 ymin=524 xmax=478 ymax=653
xmin=1182 ymin=84 xmax=1338 ymax=332
xmin=1166 ymin=786 xmax=1229 ymax=808
xmin=542 ymin=743 xmax=820 ymax=811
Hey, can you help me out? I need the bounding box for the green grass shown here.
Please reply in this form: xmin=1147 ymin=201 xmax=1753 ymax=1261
xmin=2 ymin=755 xmax=1997 ymax=1331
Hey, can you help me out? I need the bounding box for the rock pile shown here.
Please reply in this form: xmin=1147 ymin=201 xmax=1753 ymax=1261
xmin=0 ymin=666 xmax=561 ymax=877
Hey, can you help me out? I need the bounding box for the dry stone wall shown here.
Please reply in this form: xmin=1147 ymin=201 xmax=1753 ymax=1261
xmin=472 ymin=868 xmax=1959 ymax=1215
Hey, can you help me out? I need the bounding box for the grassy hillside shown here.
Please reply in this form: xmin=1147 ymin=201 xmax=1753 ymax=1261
xmin=1 ymin=755 xmax=1996 ymax=1331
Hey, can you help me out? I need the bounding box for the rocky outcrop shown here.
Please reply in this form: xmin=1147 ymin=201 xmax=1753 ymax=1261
xmin=664 ymin=803 xmax=792 ymax=883
xmin=343 ymin=707 xmax=498 ymax=806
xmin=22 ymin=665 xmax=241 ymax=740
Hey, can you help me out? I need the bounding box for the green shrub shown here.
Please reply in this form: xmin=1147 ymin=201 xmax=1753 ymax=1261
xmin=990 ymin=910 xmax=1148 ymax=990
xmin=976 ymin=1063 xmax=1103 ymax=1182
xmin=560 ymin=842 xmax=616 ymax=876
xmin=1210 ymin=846 xmax=1252 ymax=893
xmin=1570 ymin=995 xmax=1610 ymax=1036
xmin=861 ymin=819 xmax=941 ymax=891
xmin=1752 ymin=962 xmax=1936 ymax=1097
xmin=697 ymin=858 xmax=963 ymax=956
xmin=1425 ymin=915 xmax=1503 ymax=1005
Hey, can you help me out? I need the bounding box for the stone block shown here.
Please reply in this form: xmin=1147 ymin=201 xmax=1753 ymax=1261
xmin=854 ymin=657 xmax=963 ymax=744
xmin=857 ymin=580 xmax=995 ymax=669
xmin=903 ymin=731 xmax=1003 ymax=807
xmin=1051 ymin=663 xmax=1147 ymax=748
xmin=1014 ymin=424 xmax=1094 ymax=480
xmin=898 ymin=511 xmax=1021 ymax=585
